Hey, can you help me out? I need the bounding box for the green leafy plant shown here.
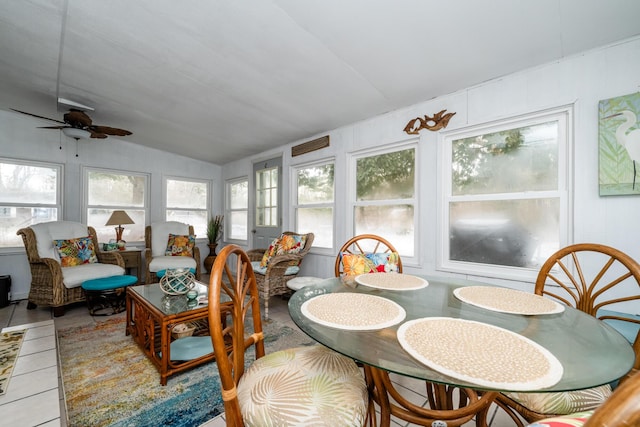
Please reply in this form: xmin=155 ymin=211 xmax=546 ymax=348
xmin=207 ymin=215 xmax=223 ymax=244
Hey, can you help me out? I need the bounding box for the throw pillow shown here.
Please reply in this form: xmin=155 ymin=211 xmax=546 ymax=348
xmin=165 ymin=234 xmax=196 ymax=256
xmin=54 ymin=236 xmax=98 ymax=267
xmin=259 ymin=234 xmax=307 ymax=268
xmin=341 ymin=252 xmax=400 ymax=275
xmin=526 ymin=411 xmax=593 ymax=427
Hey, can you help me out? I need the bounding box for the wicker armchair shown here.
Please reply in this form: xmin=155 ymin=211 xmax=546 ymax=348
xmin=17 ymin=221 xmax=125 ymax=317
xmin=246 ymin=231 xmax=314 ymax=319
xmin=144 ymin=221 xmax=201 ymax=284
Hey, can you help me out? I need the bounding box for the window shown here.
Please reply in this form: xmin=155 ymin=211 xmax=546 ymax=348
xmin=225 ymin=177 xmax=248 ymax=241
xmin=85 ymin=168 xmax=148 ymax=244
xmin=440 ymin=106 xmax=571 ymax=279
xmin=165 ymin=177 xmax=210 ymax=238
xmin=352 ymin=144 xmax=417 ymax=258
xmin=293 ymin=161 xmax=334 ymax=249
xmin=0 ymin=159 xmax=62 ymax=249
xmin=255 ymin=167 xmax=278 ymax=227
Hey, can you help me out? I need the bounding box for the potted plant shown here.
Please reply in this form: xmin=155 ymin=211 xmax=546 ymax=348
xmin=204 ymin=215 xmax=223 ymax=273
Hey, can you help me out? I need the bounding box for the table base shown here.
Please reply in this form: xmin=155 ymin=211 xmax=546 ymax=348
xmin=365 ymin=366 xmax=498 ymax=427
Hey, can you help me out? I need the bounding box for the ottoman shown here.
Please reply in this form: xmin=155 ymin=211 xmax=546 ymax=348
xmin=82 ymin=275 xmax=137 ymax=316
xmin=286 ymin=276 xmax=323 ymax=291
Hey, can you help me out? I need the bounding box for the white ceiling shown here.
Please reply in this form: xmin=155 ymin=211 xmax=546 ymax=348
xmin=1 ymin=0 xmax=639 ymax=165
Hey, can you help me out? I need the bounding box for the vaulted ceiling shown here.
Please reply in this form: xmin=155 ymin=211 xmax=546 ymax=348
xmin=1 ymin=0 xmax=639 ymax=164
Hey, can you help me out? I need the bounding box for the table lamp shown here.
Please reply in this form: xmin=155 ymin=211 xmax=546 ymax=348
xmin=105 ymin=210 xmax=135 ymax=243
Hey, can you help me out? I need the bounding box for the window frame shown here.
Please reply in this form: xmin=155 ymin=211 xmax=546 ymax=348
xmin=0 ymin=157 xmax=63 ymax=252
xmin=82 ymin=166 xmax=150 ymax=245
xmin=437 ymin=105 xmax=573 ymax=281
xmin=349 ymin=141 xmax=419 ymax=264
xmin=163 ymin=175 xmax=211 ymax=240
xmin=291 ymin=158 xmax=336 ymax=253
xmin=225 ymin=176 xmax=249 ymax=243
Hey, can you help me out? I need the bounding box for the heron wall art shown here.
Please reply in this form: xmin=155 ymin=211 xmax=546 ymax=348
xmin=598 ymin=92 xmax=640 ymax=196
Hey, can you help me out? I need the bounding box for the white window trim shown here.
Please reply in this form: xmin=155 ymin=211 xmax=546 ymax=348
xmin=82 ymin=166 xmax=150 ymax=243
xmin=348 ymin=140 xmax=419 ymax=265
xmin=290 ymin=157 xmax=336 ymax=255
xmin=437 ymin=105 xmax=574 ymax=282
xmin=225 ymin=176 xmax=249 ymax=244
xmin=163 ymin=175 xmax=211 ymax=241
xmin=0 ymin=157 xmax=63 ymax=253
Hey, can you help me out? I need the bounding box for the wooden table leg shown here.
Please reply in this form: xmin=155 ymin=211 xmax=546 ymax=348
xmin=366 ymin=366 xmax=498 ymax=427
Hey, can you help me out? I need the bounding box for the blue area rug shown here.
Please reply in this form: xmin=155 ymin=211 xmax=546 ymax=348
xmin=58 ymin=315 xmax=314 ymax=427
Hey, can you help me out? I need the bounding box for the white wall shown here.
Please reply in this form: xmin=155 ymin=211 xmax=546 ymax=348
xmin=222 ymin=37 xmax=640 ymax=298
xmin=0 ymin=112 xmax=222 ymax=300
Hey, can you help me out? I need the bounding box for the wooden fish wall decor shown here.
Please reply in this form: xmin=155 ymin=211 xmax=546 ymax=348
xmin=403 ymin=109 xmax=456 ymax=135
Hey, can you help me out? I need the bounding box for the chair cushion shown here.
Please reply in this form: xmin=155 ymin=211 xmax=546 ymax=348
xmin=238 ymin=345 xmax=368 ymax=426
xmin=250 ymin=261 xmax=299 ymax=276
xmin=259 ymin=234 xmax=307 ymax=268
xmin=54 ymin=236 xmax=98 ymax=267
xmin=31 ymin=221 xmax=89 ymax=261
xmin=526 ymin=411 xmax=593 ymax=427
xmin=341 ymin=251 xmax=400 ymax=275
xmin=149 ymin=256 xmax=197 ymax=273
xmin=150 ymin=221 xmax=191 ymax=257
xmin=164 ymin=233 xmax=196 ymax=256
xmin=505 ymin=384 xmax=611 ymax=415
xmin=61 ymin=263 xmax=125 ymax=288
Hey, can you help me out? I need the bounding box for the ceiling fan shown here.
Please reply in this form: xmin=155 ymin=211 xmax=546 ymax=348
xmin=11 ymin=107 xmax=132 ymax=140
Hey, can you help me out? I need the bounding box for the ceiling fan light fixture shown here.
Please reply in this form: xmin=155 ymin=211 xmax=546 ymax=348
xmin=62 ymin=127 xmax=91 ymax=140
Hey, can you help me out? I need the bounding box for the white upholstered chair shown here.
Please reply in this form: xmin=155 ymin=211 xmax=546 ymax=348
xmin=17 ymin=221 xmax=125 ymax=316
xmin=144 ymin=221 xmax=201 ymax=284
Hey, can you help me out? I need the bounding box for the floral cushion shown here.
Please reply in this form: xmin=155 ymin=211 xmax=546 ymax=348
xmin=527 ymin=411 xmax=594 ymax=427
xmin=238 ymin=345 xmax=368 ymax=426
xmin=505 ymin=384 xmax=611 ymax=415
xmin=341 ymin=252 xmax=399 ymax=275
xmin=259 ymin=234 xmax=307 ymax=268
xmin=54 ymin=236 xmax=98 ymax=267
xmin=165 ymin=234 xmax=196 ymax=256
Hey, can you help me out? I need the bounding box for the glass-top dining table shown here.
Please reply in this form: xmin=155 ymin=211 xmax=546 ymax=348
xmin=288 ymin=274 xmax=635 ymax=427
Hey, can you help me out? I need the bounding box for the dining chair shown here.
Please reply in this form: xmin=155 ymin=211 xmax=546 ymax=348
xmin=525 ymin=370 xmax=640 ymax=427
xmin=496 ymin=243 xmax=640 ymax=426
xmin=207 ymin=244 xmax=369 ymax=427
xmin=334 ymin=234 xmax=403 ymax=277
xmin=246 ymin=231 xmax=314 ymax=319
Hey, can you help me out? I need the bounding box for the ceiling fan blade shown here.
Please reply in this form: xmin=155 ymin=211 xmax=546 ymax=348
xmin=11 ymin=108 xmax=66 ymax=124
xmin=38 ymin=126 xmax=69 ymax=129
xmin=90 ymin=125 xmax=132 ymax=136
xmin=89 ymin=131 xmax=108 ymax=139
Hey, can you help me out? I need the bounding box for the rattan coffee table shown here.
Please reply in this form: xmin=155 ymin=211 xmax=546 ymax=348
xmin=125 ymin=281 xmax=221 ymax=385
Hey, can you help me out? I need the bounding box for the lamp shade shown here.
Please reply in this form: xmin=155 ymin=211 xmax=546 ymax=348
xmin=105 ymin=210 xmax=135 ymax=226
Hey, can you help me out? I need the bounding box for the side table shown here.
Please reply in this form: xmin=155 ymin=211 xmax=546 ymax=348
xmin=118 ymin=248 xmax=143 ymax=284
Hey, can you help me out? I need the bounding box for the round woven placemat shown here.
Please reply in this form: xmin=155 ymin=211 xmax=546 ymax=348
xmin=301 ymin=293 xmax=406 ymax=330
xmin=454 ymin=286 xmax=564 ymax=315
xmin=397 ymin=317 xmax=563 ymax=390
xmin=355 ymin=273 xmax=428 ymax=290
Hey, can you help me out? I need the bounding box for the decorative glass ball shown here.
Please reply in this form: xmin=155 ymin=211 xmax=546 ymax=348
xmin=160 ymin=268 xmax=195 ymax=295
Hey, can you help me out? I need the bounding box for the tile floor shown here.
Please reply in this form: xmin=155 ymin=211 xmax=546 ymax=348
xmin=0 ymin=288 xmax=522 ymax=427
